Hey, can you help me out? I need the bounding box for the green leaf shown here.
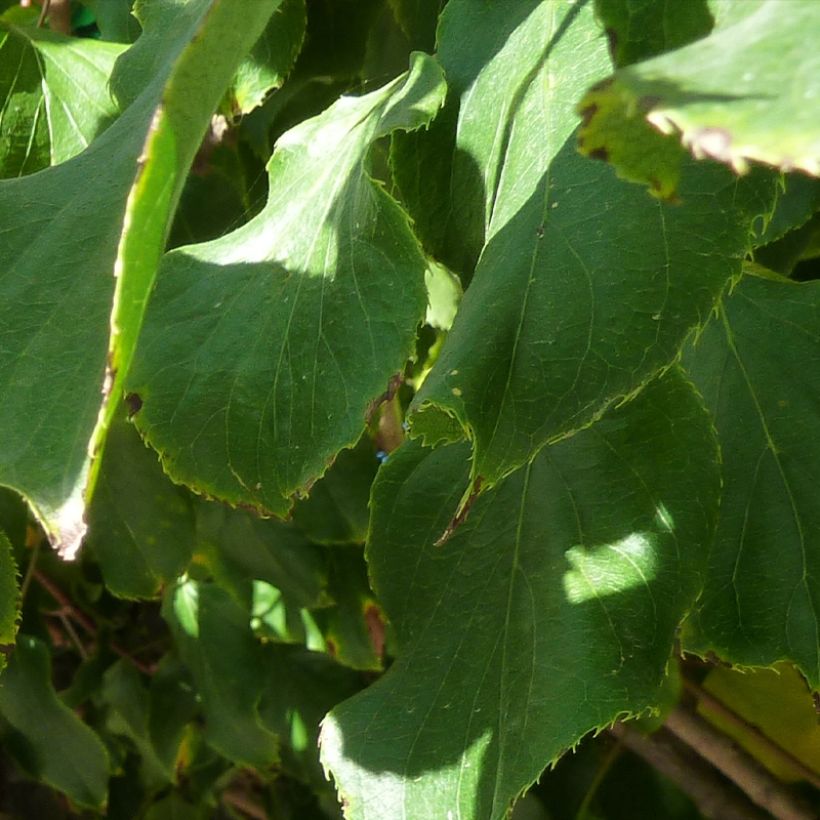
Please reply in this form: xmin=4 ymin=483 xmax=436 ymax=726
xmin=101 ymin=659 xmax=171 ymax=786
xmin=0 ymin=635 xmax=110 ymax=809
xmin=387 ymin=0 xmax=443 ymax=52
xmin=681 ymin=270 xmax=820 ymax=686
xmin=87 ymin=416 xmax=194 ymax=599
xmin=0 ymin=530 xmax=19 ymax=671
xmin=578 ymin=0 xmax=820 ymax=197
xmin=593 ymin=0 xmax=713 ymax=67
xmin=147 ymin=654 xmax=199 ymax=775
xmin=322 ymin=371 xmax=719 ymax=820
xmin=81 ymin=0 xmax=141 ymax=44
xmin=163 ymin=579 xmax=279 ymax=768
xmin=0 ymin=0 xmax=282 ymax=559
xmin=229 ymin=0 xmax=306 ymax=115
xmin=195 ymin=500 xmax=327 ymax=610
xmin=291 ymin=436 xmax=378 ymax=545
xmin=127 ymin=52 xmax=446 ymax=516
xmin=0 ymin=11 xmax=125 ymax=177
xmin=403 ymin=0 xmax=774 ymax=499
xmin=257 ymin=645 xmax=361 ymax=786
xmin=313 ymin=546 xmax=384 ymax=671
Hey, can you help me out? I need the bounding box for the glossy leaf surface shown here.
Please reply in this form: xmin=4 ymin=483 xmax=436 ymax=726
xmin=682 ymin=270 xmax=820 ymax=685
xmin=0 ymin=0 xmax=280 ymax=558
xmin=323 ymin=371 xmax=719 ymax=819
xmin=579 ymin=0 xmax=820 ymax=195
xmin=128 ymin=52 xmax=445 ymax=516
xmin=404 ymin=0 xmax=774 ymax=501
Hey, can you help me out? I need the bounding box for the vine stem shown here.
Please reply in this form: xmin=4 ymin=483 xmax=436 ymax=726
xmin=33 ymin=570 xmax=154 ymax=676
xmin=665 ymin=706 xmax=816 ymax=820
xmin=609 ymin=722 xmax=769 ymax=820
xmin=683 ymin=678 xmax=820 ymax=790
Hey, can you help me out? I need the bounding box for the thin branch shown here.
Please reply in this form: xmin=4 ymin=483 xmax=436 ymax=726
xmin=665 ymin=706 xmax=816 ymax=820
xmin=222 ymin=788 xmax=267 ymax=820
xmin=684 ymin=678 xmax=820 ymax=790
xmin=33 ymin=571 xmax=154 ymax=676
xmin=19 ymin=537 xmax=41 ymax=603
xmin=609 ymin=722 xmax=769 ymax=820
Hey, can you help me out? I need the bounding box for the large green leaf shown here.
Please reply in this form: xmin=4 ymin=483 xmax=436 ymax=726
xmin=0 ymin=636 xmax=110 ymax=809
xmin=87 ymin=416 xmax=194 ymax=599
xmin=0 ymin=0 xmax=281 ymax=560
xmin=0 ymin=530 xmax=18 ymax=671
xmin=578 ymin=0 xmax=820 ymax=197
xmin=681 ymin=270 xmax=820 ymax=686
xmin=0 ymin=6 xmax=125 ymax=177
xmin=402 ymin=0 xmax=773 ymax=502
xmin=322 ymin=371 xmax=719 ymax=820
xmin=127 ymin=52 xmax=445 ymax=516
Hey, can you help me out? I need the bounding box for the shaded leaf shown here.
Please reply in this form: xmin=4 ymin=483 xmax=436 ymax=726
xmin=81 ymin=0 xmax=141 ymax=44
xmin=291 ymin=437 xmax=379 ymax=545
xmin=163 ymin=580 xmax=279 ymax=768
xmin=403 ymin=0 xmax=774 ymax=501
xmin=196 ymin=500 xmax=327 ymax=610
xmin=0 ymin=7 xmax=125 ymax=177
xmin=387 ymin=0 xmax=443 ymax=52
xmin=579 ymin=0 xmax=820 ymax=197
xmin=0 ymin=635 xmax=110 ymax=809
xmin=681 ymin=269 xmax=820 ymax=685
xmin=101 ymin=659 xmax=171 ymax=787
xmin=147 ymin=654 xmax=199 ymax=776
xmin=128 ymin=52 xmax=446 ymax=517
xmin=322 ymin=371 xmax=719 ymax=820
xmin=87 ymin=417 xmax=195 ymax=599
xmin=257 ymin=645 xmax=361 ymax=786
xmin=0 ymin=0 xmax=282 ymax=558
xmin=313 ymin=546 xmax=384 ymax=671
xmin=593 ymin=0 xmax=713 ymax=68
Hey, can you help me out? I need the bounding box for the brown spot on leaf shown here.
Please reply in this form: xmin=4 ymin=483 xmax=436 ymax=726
xmin=363 ymin=603 xmax=385 ymax=661
xmin=435 ymin=477 xmax=483 ymax=546
xmin=579 ymin=103 xmax=598 ymax=127
xmin=639 ymin=95 xmax=661 ymax=112
xmin=605 ymin=28 xmax=618 ymax=60
xmin=589 ymin=147 xmax=609 ymax=162
xmin=125 ymin=392 xmax=143 ymax=416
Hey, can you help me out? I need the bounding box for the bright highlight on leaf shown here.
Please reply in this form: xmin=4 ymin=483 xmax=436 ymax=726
xmin=322 ymin=371 xmax=720 ymax=820
xmin=127 ymin=52 xmax=446 ymax=516
xmin=579 ymin=0 xmax=820 ymax=196
xmin=0 ymin=0 xmax=283 ymax=559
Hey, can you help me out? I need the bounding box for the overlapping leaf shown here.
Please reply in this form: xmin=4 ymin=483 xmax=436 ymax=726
xmin=127 ymin=52 xmax=445 ymax=516
xmin=0 ymin=0 xmax=282 ymax=559
xmin=163 ymin=579 xmax=280 ymax=768
xmin=0 ymin=636 xmax=110 ymax=809
xmin=579 ymin=0 xmax=820 ymax=196
xmin=681 ymin=269 xmax=820 ymax=686
xmin=86 ymin=417 xmax=195 ymax=599
xmin=400 ymin=0 xmax=774 ymax=502
xmin=322 ymin=371 xmax=719 ymax=820
xmin=0 ymin=5 xmax=125 ymax=177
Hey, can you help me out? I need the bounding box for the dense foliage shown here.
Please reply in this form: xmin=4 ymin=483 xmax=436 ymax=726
xmin=1 ymin=0 xmax=819 ymax=817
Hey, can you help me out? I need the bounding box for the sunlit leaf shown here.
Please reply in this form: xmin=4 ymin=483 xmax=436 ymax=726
xmin=322 ymin=371 xmax=719 ymax=820
xmin=579 ymin=0 xmax=820 ymax=196
xmin=128 ymin=52 xmax=445 ymax=516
